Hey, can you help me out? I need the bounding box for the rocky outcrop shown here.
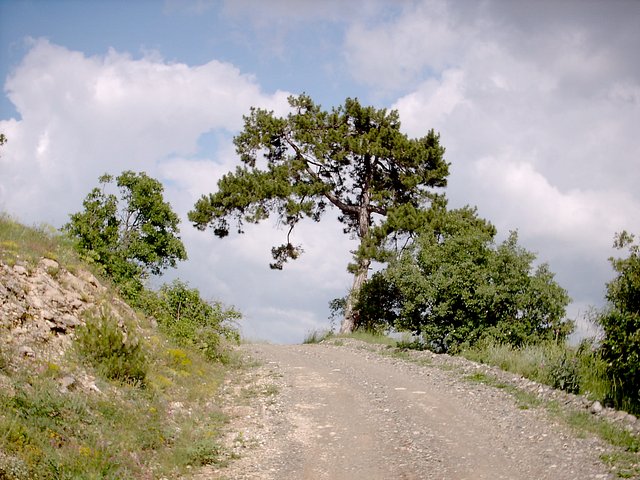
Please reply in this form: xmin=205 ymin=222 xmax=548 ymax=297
xmin=0 ymin=257 xmax=136 ymax=378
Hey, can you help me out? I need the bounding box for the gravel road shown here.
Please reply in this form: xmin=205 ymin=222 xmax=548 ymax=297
xmin=203 ymin=341 xmax=614 ymax=480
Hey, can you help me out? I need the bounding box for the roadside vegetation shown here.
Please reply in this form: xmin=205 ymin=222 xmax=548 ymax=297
xmin=337 ymin=205 xmax=640 ymax=417
xmin=0 ymin=170 xmax=242 ymax=479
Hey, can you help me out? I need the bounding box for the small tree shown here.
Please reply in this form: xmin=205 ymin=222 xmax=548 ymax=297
xmin=188 ymin=95 xmax=449 ymax=333
xmin=357 ymin=206 xmax=571 ymax=351
xmin=598 ymin=231 xmax=640 ymax=412
xmin=64 ymin=171 xmax=187 ymax=290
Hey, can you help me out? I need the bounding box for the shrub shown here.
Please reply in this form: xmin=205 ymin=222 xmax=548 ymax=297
xmin=548 ymin=352 xmax=580 ymax=394
xmin=150 ymin=281 xmax=241 ymax=362
xmin=75 ymin=308 xmax=148 ymax=385
xmin=303 ymin=329 xmax=333 ymax=344
xmin=598 ymin=231 xmax=640 ymax=413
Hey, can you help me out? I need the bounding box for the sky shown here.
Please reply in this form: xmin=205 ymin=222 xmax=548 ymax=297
xmin=1 ymin=0 xmax=639 ymax=343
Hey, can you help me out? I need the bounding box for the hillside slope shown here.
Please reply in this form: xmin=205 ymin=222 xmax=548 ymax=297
xmin=0 ymin=218 xmax=234 ymax=479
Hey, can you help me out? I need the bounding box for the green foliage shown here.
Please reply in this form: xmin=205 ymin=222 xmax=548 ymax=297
xmin=189 ymin=95 xmax=449 ymax=331
xmin=548 ymin=352 xmax=580 ymax=394
xmin=190 ymin=95 xmax=448 ymax=264
xmin=0 ymin=347 xmax=230 ymax=479
xmin=461 ymin=339 xmax=611 ymax=400
xmin=357 ymin=205 xmax=571 ymax=352
xmin=303 ymin=329 xmax=333 ymax=344
xmin=332 ymin=331 xmax=398 ymax=347
xmin=598 ymin=231 xmax=640 ymax=414
xmin=75 ymin=308 xmax=148 ymax=385
xmin=63 ymin=171 xmax=187 ymax=289
xmin=353 ymin=271 xmax=401 ymax=333
xmin=0 ymin=213 xmax=82 ymax=268
xmin=0 ymin=216 xmax=235 ymax=478
xmin=142 ymin=280 xmax=241 ymax=362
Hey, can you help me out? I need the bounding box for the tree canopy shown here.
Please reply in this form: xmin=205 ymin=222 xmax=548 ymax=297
xmin=188 ymin=94 xmax=449 ymax=332
xmin=64 ymin=171 xmax=187 ymax=289
xmin=355 ymin=205 xmax=572 ymax=352
xmin=598 ymin=231 xmax=640 ymax=411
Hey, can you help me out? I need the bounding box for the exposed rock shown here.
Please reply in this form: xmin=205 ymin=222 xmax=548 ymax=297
xmin=17 ymin=345 xmax=35 ymax=358
xmin=0 ymin=255 xmax=137 ymax=367
xmin=590 ymin=401 xmax=603 ymax=414
xmin=39 ymin=258 xmax=59 ymax=271
xmin=59 ymin=375 xmax=77 ymax=392
xmin=12 ymin=265 xmax=28 ymax=276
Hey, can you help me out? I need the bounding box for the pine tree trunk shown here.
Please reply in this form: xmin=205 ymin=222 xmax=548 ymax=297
xmin=340 ymin=183 xmax=372 ymax=334
xmin=340 ymin=258 xmax=371 ymax=333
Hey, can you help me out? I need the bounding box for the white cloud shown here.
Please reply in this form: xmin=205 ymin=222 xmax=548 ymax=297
xmin=0 ymin=38 xmax=289 ymax=226
xmin=2 ymin=1 xmax=639 ymax=343
xmin=348 ymin=0 xmax=640 ymax=336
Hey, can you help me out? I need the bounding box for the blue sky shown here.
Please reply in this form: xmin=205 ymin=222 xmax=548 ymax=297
xmin=1 ymin=0 xmax=639 ymax=343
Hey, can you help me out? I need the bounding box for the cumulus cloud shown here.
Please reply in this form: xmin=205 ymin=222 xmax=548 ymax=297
xmin=2 ymin=1 xmax=639 ymax=342
xmin=344 ymin=0 xmax=640 ymax=331
xmin=0 ymin=38 xmax=334 ymax=342
xmin=0 ymin=38 xmax=289 ymax=226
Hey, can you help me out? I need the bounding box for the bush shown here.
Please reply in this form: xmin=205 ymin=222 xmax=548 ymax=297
xmin=548 ymin=352 xmax=580 ymax=394
xmin=147 ymin=281 xmax=240 ymax=362
xmin=598 ymin=231 xmax=640 ymax=414
xmin=75 ymin=308 xmax=148 ymax=385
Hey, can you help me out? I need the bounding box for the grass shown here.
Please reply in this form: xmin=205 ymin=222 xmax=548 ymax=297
xmin=302 ymin=329 xmax=333 ymax=344
xmin=0 ymin=214 xmax=242 ymax=478
xmin=341 ymin=331 xmax=398 ymax=346
xmin=460 ymin=339 xmax=611 ymax=401
xmin=303 ymin=329 xmax=400 ymax=346
xmin=0 ymin=335 xmax=235 ymax=479
xmin=464 ymin=371 xmax=542 ymax=410
xmin=0 ymin=213 xmax=82 ymax=270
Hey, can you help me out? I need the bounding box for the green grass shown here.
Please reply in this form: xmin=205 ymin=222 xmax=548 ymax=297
xmin=460 ymin=339 xmax=611 ymax=401
xmin=0 ymin=213 xmax=82 ymax=270
xmin=0 ymin=338 xmax=234 ymax=479
xmin=0 ymin=214 xmax=240 ymax=478
xmin=303 ymin=328 xmax=398 ymax=346
xmin=464 ymin=371 xmax=542 ymax=410
xmin=335 ymin=331 xmax=398 ymax=346
xmin=302 ymin=329 xmax=334 ymax=344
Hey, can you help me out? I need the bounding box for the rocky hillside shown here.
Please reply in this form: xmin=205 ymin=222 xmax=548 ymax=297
xmin=1 ymin=257 xmax=136 ymax=386
xmin=0 ymin=218 xmax=234 ymax=479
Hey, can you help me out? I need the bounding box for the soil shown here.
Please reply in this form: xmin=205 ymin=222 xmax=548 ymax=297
xmin=200 ymin=340 xmax=617 ymax=480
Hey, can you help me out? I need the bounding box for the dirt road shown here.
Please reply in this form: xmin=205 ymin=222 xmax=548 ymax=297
xmin=207 ymin=341 xmax=612 ymax=479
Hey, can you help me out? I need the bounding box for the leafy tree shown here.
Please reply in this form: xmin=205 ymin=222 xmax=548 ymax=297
xmin=357 ymin=206 xmax=571 ymax=351
xmin=188 ymin=95 xmax=449 ymax=332
xmin=0 ymin=133 xmax=6 ymax=146
xmin=598 ymin=231 xmax=640 ymax=412
xmin=64 ymin=171 xmax=187 ymax=290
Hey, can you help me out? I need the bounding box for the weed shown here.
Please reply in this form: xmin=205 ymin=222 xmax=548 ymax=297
xmin=346 ymin=331 xmax=397 ymax=345
xmin=463 ymin=372 xmax=542 ymax=410
xmin=303 ymin=329 xmax=333 ymax=344
xmin=460 ymin=339 xmax=611 ymax=403
xmin=0 ymin=213 xmax=82 ymax=270
xmin=262 ymin=384 xmax=279 ymax=396
xmin=0 ymin=216 xmax=238 ymax=478
xmin=548 ymin=352 xmax=581 ymax=394
xmin=396 ymin=339 xmax=428 ymax=351
xmin=600 ymin=452 xmax=640 ymax=478
xmin=75 ymin=307 xmax=148 ymax=385
xmin=167 ymin=347 xmax=193 ymax=369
